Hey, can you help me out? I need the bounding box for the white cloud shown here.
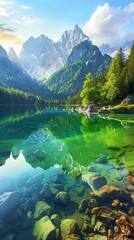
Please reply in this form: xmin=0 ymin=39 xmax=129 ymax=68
xmin=21 ymin=5 xmax=31 ymax=10
xmin=0 ymin=1 xmax=13 ymax=6
xmin=22 ymin=16 xmax=41 ymax=25
xmin=0 ymin=8 xmax=11 ymax=16
xmin=83 ymin=3 xmax=134 ymax=46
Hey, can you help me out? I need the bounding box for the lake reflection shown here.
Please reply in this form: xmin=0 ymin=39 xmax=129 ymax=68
xmin=0 ymin=106 xmax=134 ymax=174
xmin=0 ymin=106 xmax=134 ymax=240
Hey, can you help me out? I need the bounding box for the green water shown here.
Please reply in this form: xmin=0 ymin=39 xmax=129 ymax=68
xmin=0 ymin=106 xmax=134 ymax=173
xmin=0 ymin=106 xmax=134 ymax=240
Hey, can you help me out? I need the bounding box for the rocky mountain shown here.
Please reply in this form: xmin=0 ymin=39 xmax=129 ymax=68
xmin=47 ymin=40 xmax=112 ymax=97
xmin=8 ymin=47 xmax=19 ymax=63
xmin=0 ymin=45 xmax=45 ymax=97
xmin=0 ymin=45 xmax=8 ymax=58
xmin=99 ymin=41 xmax=133 ymax=58
xmin=19 ymin=25 xmax=91 ymax=79
xmin=55 ymin=24 xmax=90 ymax=64
xmin=19 ymin=35 xmax=62 ymax=79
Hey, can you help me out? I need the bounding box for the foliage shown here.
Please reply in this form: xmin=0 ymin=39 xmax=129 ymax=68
xmin=0 ymin=86 xmax=45 ymax=105
xmin=80 ymin=44 xmax=134 ymax=106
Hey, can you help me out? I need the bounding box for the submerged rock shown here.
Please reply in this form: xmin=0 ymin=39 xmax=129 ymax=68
xmin=51 ymin=214 xmax=60 ymax=228
xmin=116 ymin=215 xmax=134 ymax=237
xmin=60 ymin=219 xmax=80 ymax=239
xmin=88 ymin=176 xmax=107 ymax=191
xmin=128 ymin=174 xmax=134 ymax=186
xmin=0 ymin=192 xmax=21 ymax=220
xmin=34 ymin=201 xmax=53 ymax=219
xmin=91 ymin=185 xmax=132 ymax=202
xmin=55 ymin=191 xmax=70 ymax=206
xmin=62 ymin=234 xmax=81 ymax=240
xmin=25 ymin=172 xmax=44 ymax=187
xmin=39 ymin=184 xmax=53 ymax=200
xmin=33 ymin=216 xmax=56 ymax=240
xmin=91 ymin=206 xmax=118 ymax=221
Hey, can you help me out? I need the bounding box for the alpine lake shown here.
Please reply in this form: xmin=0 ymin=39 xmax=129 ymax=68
xmin=0 ymin=106 xmax=134 ymax=240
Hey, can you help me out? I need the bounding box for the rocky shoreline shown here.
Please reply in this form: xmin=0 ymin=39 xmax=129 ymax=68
xmin=72 ymin=95 xmax=134 ymax=115
xmin=0 ymin=155 xmax=134 ymax=240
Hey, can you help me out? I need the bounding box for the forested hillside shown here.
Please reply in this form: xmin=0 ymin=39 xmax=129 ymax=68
xmin=0 ymin=86 xmax=45 ymax=105
xmin=80 ymin=43 xmax=134 ymax=105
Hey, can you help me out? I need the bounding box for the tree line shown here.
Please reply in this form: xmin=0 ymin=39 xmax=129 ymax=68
xmin=80 ymin=43 xmax=134 ymax=106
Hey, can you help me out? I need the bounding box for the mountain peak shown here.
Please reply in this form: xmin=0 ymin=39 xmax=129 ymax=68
xmin=0 ymin=45 xmax=8 ymax=58
xmin=8 ymin=47 xmax=18 ymax=62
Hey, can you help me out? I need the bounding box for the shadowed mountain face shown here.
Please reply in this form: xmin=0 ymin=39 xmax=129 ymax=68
xmin=19 ymin=25 xmax=91 ymax=79
xmin=0 ymin=46 xmax=58 ymax=100
xmin=47 ymin=40 xmax=112 ymax=97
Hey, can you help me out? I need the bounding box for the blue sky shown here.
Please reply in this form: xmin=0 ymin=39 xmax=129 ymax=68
xmin=0 ymin=0 xmax=134 ymax=52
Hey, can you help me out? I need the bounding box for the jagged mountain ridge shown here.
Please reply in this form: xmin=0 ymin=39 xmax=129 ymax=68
xmin=99 ymin=40 xmax=133 ymax=58
xmin=0 ymin=46 xmax=55 ymax=99
xmin=47 ymin=40 xmax=112 ymax=97
xmin=18 ymin=25 xmax=91 ymax=79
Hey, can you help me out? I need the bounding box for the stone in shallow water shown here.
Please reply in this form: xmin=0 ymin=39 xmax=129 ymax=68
xmin=128 ymin=174 xmax=134 ymax=186
xmin=39 ymin=184 xmax=53 ymax=200
xmin=51 ymin=214 xmax=60 ymax=228
xmin=62 ymin=234 xmax=81 ymax=240
xmin=33 ymin=201 xmax=53 ymax=219
xmin=55 ymin=191 xmax=70 ymax=206
xmin=116 ymin=215 xmax=134 ymax=237
xmin=33 ymin=216 xmax=56 ymax=240
xmin=25 ymin=172 xmax=44 ymax=187
xmin=0 ymin=192 xmax=21 ymax=220
xmin=91 ymin=185 xmax=132 ymax=202
xmin=89 ymin=235 xmax=107 ymax=240
xmin=60 ymin=219 xmax=80 ymax=239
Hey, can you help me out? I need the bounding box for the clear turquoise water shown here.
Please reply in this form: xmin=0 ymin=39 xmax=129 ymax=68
xmin=0 ymin=106 xmax=134 ymax=173
xmin=0 ymin=106 xmax=134 ymax=239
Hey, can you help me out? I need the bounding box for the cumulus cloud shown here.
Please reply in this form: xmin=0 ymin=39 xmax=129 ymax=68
xmin=21 ymin=6 xmax=31 ymax=10
xmin=22 ymin=16 xmax=41 ymax=25
xmin=83 ymin=3 xmax=134 ymax=46
xmin=0 ymin=1 xmax=13 ymax=6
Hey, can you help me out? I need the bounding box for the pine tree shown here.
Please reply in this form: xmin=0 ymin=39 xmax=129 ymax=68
xmin=127 ymin=42 xmax=134 ymax=93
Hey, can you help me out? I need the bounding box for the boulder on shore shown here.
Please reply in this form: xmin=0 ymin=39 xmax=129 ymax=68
xmin=121 ymin=95 xmax=134 ymax=105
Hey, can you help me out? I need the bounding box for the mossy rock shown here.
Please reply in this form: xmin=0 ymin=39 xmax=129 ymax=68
xmin=33 ymin=216 xmax=56 ymax=240
xmin=34 ymin=201 xmax=53 ymax=219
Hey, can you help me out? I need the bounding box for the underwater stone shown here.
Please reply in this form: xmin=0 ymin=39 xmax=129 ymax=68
xmin=89 ymin=235 xmax=107 ymax=240
xmin=39 ymin=184 xmax=53 ymax=200
xmin=25 ymin=172 xmax=44 ymax=187
xmin=51 ymin=214 xmax=60 ymax=228
xmin=33 ymin=216 xmax=56 ymax=240
xmin=33 ymin=201 xmax=53 ymax=219
xmin=91 ymin=206 xmax=118 ymax=221
xmin=89 ymin=176 xmax=107 ymax=191
xmin=94 ymin=220 xmax=106 ymax=234
xmin=91 ymin=185 xmax=132 ymax=202
xmin=128 ymin=174 xmax=134 ymax=186
xmin=78 ymin=198 xmax=88 ymax=212
xmin=62 ymin=234 xmax=81 ymax=240
xmin=60 ymin=219 xmax=80 ymax=239
xmin=116 ymin=215 xmax=134 ymax=237
xmin=55 ymin=191 xmax=70 ymax=206
xmin=88 ymin=198 xmax=97 ymax=208
xmin=0 ymin=192 xmax=21 ymax=220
